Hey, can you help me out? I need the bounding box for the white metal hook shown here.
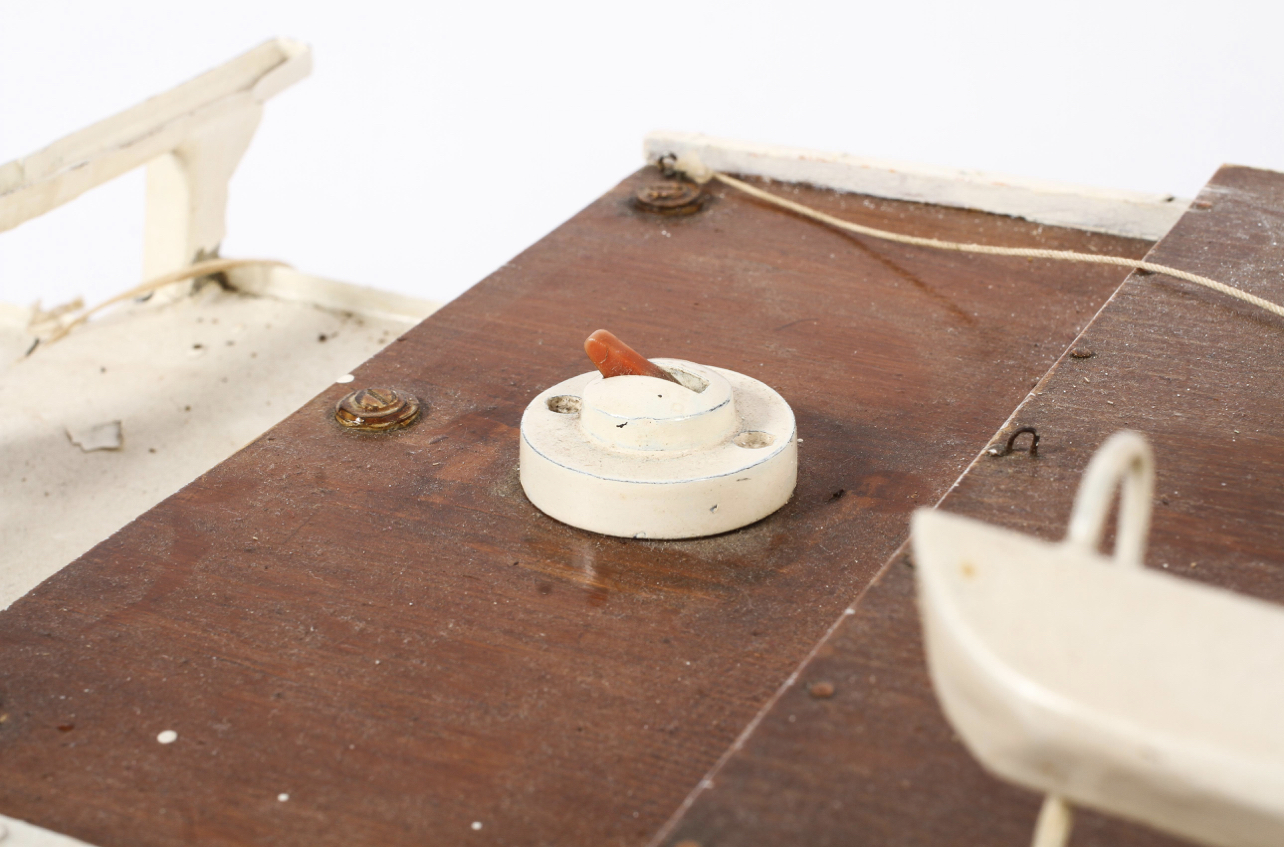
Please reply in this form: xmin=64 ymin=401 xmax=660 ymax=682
xmin=1065 ymin=431 xmax=1155 ymax=568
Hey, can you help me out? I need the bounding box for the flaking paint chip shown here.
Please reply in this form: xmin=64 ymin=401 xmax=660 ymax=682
xmin=157 ymin=729 xmax=178 ymax=744
xmin=67 ymin=420 xmax=123 ymax=452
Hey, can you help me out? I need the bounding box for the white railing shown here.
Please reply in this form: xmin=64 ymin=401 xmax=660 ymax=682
xmin=0 ymin=37 xmax=311 ymax=281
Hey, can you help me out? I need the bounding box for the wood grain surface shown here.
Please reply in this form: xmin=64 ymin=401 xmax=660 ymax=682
xmin=655 ymin=165 xmax=1284 ymax=847
xmin=0 ymin=167 xmax=1149 ymax=846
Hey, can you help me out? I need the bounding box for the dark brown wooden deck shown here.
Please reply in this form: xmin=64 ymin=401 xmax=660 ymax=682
xmin=655 ymin=166 xmax=1284 ymax=847
xmin=0 ymin=166 xmax=1159 ymax=846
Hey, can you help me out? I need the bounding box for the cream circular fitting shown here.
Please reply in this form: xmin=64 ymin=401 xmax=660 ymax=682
xmin=519 ymin=358 xmax=797 ymax=539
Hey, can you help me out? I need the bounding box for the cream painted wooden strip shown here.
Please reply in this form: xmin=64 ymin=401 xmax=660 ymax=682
xmin=226 ymin=265 xmax=441 ymax=324
xmin=644 ymin=131 xmax=1188 ymax=241
xmin=0 ymin=37 xmax=310 ymax=234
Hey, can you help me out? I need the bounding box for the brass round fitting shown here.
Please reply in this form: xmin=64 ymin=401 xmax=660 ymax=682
xmin=634 ymin=181 xmax=705 ymax=216
xmin=334 ymin=388 xmax=421 ymax=432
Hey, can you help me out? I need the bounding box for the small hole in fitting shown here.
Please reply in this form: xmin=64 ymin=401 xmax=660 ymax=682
xmin=546 ymin=395 xmax=582 ymax=414
xmin=734 ymin=431 xmax=775 ymax=449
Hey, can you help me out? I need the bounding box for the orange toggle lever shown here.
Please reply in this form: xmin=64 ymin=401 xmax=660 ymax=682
xmin=584 ymin=329 xmax=679 ymax=383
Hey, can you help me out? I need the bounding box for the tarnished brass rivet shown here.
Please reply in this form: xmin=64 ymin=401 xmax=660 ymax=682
xmin=634 ymin=181 xmax=705 ymax=216
xmin=334 ymin=388 xmax=421 ymax=432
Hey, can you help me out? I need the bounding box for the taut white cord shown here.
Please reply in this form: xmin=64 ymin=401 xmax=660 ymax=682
xmin=711 ymin=172 xmax=1284 ymax=322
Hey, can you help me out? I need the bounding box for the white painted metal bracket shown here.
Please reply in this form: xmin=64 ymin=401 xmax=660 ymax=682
xmin=912 ymin=431 xmax=1284 ymax=847
xmin=644 ymin=131 xmax=1188 ymax=241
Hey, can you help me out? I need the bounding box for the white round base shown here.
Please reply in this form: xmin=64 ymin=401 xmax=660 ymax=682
xmin=519 ymin=359 xmax=796 ymax=539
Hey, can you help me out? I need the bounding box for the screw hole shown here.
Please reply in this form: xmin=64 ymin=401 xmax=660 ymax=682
xmin=547 ymin=395 xmax=582 ymax=414
xmin=734 ymin=431 xmax=775 ymax=449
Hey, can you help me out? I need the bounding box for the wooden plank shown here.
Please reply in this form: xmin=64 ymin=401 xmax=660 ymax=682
xmin=0 ymin=168 xmax=1147 ymax=846
xmin=653 ymin=165 xmax=1284 ymax=847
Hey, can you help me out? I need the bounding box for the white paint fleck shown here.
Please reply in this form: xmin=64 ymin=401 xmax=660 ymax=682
xmin=336 ymin=374 xmax=355 ymax=384
xmin=278 ymin=793 xmax=289 ymax=802
xmin=157 ymin=730 xmax=178 ymax=744
xmin=471 ymin=821 xmax=483 ymax=831
xmin=66 ymin=420 xmax=123 ymax=452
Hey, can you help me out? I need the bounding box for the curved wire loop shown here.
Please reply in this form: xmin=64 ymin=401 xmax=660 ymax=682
xmin=1065 ymin=431 xmax=1155 ymax=569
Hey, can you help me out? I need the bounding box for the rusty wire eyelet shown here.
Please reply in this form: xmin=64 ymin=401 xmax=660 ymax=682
xmin=988 ymin=426 xmax=1039 ymax=457
xmin=334 ymin=388 xmax=421 ymax=432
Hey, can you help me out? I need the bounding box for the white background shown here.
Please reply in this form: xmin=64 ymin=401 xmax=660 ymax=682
xmin=1 ymin=0 xmax=1281 ymax=309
